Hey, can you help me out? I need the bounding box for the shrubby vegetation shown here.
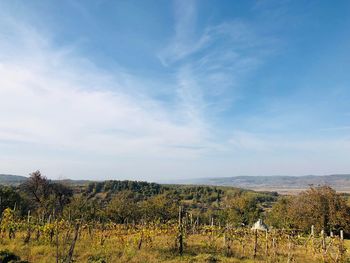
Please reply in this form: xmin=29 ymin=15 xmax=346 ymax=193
xmin=0 ymin=185 xmax=29 ymax=216
xmin=267 ymin=186 xmax=350 ymax=234
xmin=1 ymin=171 xmax=349 ymax=234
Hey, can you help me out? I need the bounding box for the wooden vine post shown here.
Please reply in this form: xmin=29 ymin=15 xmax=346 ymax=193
xmin=56 ymin=217 xmax=59 ymax=263
xmin=24 ymin=210 xmax=31 ymax=243
xmin=223 ymin=224 xmax=232 ymax=256
xmin=321 ymin=229 xmax=326 ymax=251
xmin=272 ymin=230 xmax=276 ymax=258
xmin=311 ymin=225 xmax=315 ymax=255
xmin=253 ymin=229 xmax=258 ymax=258
xmin=287 ymin=234 xmax=292 ymax=263
xmin=178 ymin=206 xmax=184 ymax=256
xmin=251 ymin=219 xmax=267 ymax=259
xmin=64 ymin=222 xmax=80 ymax=263
xmin=265 ymin=229 xmax=268 ymax=256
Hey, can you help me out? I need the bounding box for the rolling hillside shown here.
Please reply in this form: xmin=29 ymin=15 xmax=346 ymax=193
xmin=0 ymin=174 xmax=27 ymax=185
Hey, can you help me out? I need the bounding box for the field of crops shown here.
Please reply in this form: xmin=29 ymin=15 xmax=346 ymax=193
xmin=0 ymin=209 xmax=348 ymax=263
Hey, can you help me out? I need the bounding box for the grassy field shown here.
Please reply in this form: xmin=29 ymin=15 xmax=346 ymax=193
xmin=0 ymin=224 xmax=349 ymax=263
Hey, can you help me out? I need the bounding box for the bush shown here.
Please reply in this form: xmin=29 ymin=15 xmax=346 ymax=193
xmin=0 ymin=250 xmax=29 ymax=263
xmin=87 ymin=255 xmax=107 ymax=263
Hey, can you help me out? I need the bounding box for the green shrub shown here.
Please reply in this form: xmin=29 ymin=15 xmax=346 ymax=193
xmin=0 ymin=250 xmax=29 ymax=263
xmin=87 ymin=255 xmax=107 ymax=263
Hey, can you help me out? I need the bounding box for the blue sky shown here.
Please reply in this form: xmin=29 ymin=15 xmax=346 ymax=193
xmin=0 ymin=0 xmax=350 ymax=180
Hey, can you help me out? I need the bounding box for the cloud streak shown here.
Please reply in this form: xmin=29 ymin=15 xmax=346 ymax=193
xmin=0 ymin=17 xmax=214 ymax=179
xmin=159 ymin=0 xmax=280 ymax=125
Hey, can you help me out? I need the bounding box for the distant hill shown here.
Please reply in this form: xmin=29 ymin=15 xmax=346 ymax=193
xmin=3 ymin=173 xmax=350 ymax=194
xmin=0 ymin=174 xmax=92 ymax=186
xmin=0 ymin=174 xmax=28 ymax=185
xmin=167 ymin=174 xmax=350 ymax=194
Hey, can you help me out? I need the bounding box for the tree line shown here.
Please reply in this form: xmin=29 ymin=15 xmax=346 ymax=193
xmin=0 ymin=171 xmax=349 ymax=235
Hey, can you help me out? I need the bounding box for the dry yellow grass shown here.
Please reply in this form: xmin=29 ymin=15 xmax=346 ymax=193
xmin=1 ymin=227 xmax=349 ymax=262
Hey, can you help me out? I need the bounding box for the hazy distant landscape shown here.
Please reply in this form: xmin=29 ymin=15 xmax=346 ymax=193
xmin=170 ymin=174 xmax=350 ymax=194
xmin=3 ymin=173 xmax=350 ymax=194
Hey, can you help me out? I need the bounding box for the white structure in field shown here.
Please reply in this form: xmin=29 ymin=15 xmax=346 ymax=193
xmin=251 ymin=219 xmax=268 ymax=231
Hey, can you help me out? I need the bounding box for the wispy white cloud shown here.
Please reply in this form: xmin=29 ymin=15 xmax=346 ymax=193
xmin=158 ymin=0 xmax=210 ymax=66
xmin=175 ymin=65 xmax=206 ymax=123
xmin=159 ymin=0 xmax=276 ymax=66
xmin=159 ymin=0 xmax=279 ymax=125
xmin=0 ymin=17 xmax=215 ymax=179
